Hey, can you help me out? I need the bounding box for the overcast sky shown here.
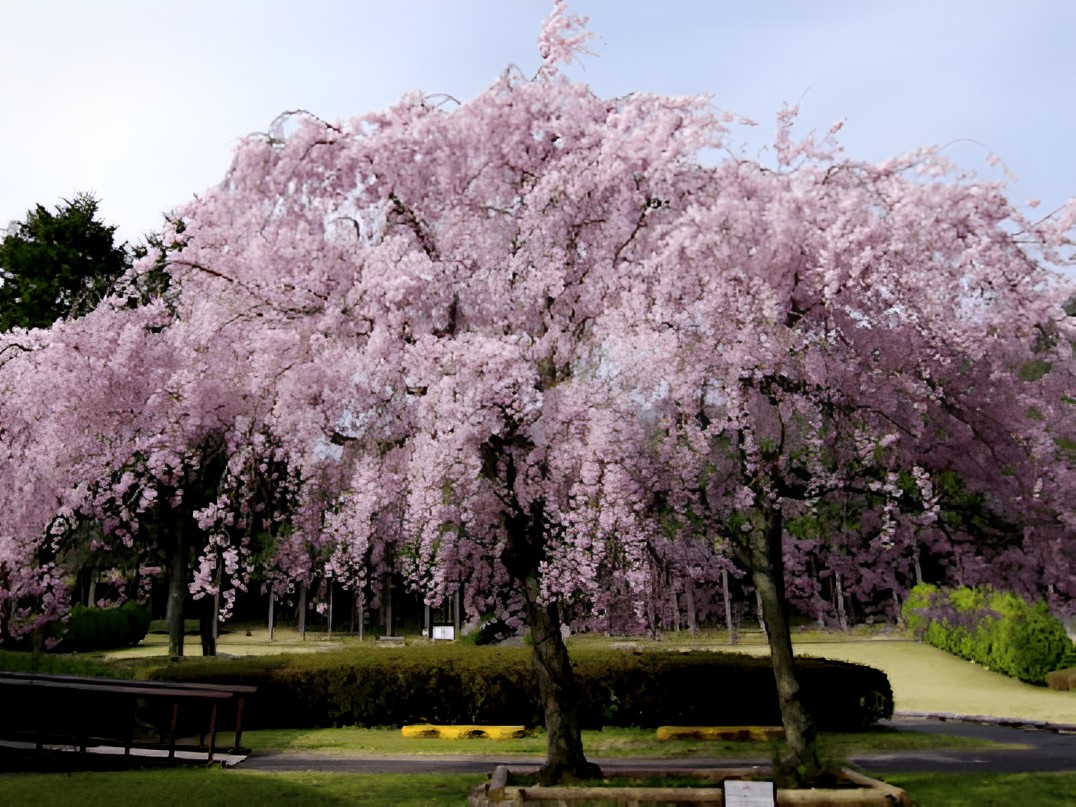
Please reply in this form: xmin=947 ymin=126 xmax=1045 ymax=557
xmin=2 ymin=0 xmax=1074 ymax=247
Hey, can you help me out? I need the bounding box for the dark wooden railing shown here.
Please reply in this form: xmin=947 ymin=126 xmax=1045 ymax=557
xmin=0 ymin=671 xmax=256 ymax=764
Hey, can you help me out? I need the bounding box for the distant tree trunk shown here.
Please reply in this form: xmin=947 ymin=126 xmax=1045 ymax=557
xmin=745 ymin=507 xmax=824 ymax=787
xmin=453 ymin=590 xmax=461 ymax=637
xmin=721 ymin=568 xmax=735 ymax=644
xmin=166 ymin=510 xmax=187 ymax=661
xmin=200 ymin=554 xmax=219 ymax=656
xmin=685 ymin=579 xmax=697 ymax=638
xmin=327 ymin=583 xmax=334 ymax=637
xmin=834 ymin=571 xmax=849 ymax=633
xmin=755 ymin=587 xmax=767 ymax=640
xmin=198 ymin=593 xmax=217 ymax=656
xmin=383 ymin=577 xmax=392 ymax=637
xmin=298 ymin=583 xmax=307 ymax=639
xmin=268 ymin=585 xmax=275 ymax=641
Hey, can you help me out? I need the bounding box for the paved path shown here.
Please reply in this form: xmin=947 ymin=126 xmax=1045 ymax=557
xmin=234 ymin=715 xmax=1076 ymax=776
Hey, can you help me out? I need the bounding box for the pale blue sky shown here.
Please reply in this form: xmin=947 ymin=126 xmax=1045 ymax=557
xmin=2 ymin=0 xmax=1074 ymax=246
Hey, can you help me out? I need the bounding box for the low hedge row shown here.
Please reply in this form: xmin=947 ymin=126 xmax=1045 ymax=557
xmin=143 ymin=644 xmax=892 ymax=732
xmin=903 ymin=584 xmax=1071 ymax=683
xmin=56 ymin=603 xmax=152 ymax=653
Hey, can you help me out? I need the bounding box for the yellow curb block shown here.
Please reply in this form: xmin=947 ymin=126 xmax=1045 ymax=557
xmin=401 ymin=724 xmax=531 ymax=740
xmin=656 ymin=726 xmax=785 ymax=742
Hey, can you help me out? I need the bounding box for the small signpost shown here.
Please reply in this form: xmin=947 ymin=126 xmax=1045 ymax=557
xmin=724 ymin=779 xmax=775 ymax=807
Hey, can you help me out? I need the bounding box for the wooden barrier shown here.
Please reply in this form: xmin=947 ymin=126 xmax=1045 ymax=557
xmin=0 ymin=672 xmax=256 ymax=763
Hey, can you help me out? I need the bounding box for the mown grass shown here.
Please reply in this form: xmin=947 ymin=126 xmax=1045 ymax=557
xmin=883 ymin=771 xmax=1076 ymax=806
xmin=569 ymin=628 xmax=1076 ymax=724
xmin=0 ymin=768 xmax=482 ymax=807
xmin=4 ymin=623 xmax=1072 ymax=807
xmin=2 ymin=767 xmax=1075 ymax=806
xmin=227 ymin=723 xmax=1010 ymax=759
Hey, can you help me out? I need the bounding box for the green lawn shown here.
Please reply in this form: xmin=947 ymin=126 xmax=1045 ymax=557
xmin=229 ymin=723 xmax=1010 ymax=759
xmin=4 ymin=625 xmax=1073 ymax=806
xmin=883 ymin=771 xmax=1076 ymax=806
xmin=568 ymin=628 xmax=1076 ymax=724
xmin=0 ymin=769 xmax=484 ymax=807
xmin=2 ymin=768 xmax=1075 ymax=806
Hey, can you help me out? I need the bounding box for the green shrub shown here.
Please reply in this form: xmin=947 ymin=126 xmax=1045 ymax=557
xmin=902 ymin=584 xmax=1070 ymax=683
xmin=902 ymin=583 xmax=937 ymax=637
xmin=0 ymin=649 xmax=120 ymax=676
xmin=141 ymin=644 xmax=892 ymax=732
xmin=1045 ymin=668 xmax=1076 ymax=691
xmin=57 ymin=602 xmax=152 ymax=652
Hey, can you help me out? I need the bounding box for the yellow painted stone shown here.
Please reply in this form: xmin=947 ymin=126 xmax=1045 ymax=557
xmin=656 ymin=725 xmax=785 ymax=742
xmin=401 ymin=724 xmax=530 ymax=740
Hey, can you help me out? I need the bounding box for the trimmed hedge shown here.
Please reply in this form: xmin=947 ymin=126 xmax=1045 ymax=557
xmin=903 ymin=584 xmax=1071 ymax=683
xmin=56 ymin=602 xmax=152 ymax=653
xmin=141 ymin=644 xmax=892 ymax=732
xmin=1045 ymin=668 xmax=1076 ymax=692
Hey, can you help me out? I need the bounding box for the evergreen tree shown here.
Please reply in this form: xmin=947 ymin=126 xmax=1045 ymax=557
xmin=0 ymin=193 xmax=129 ymax=331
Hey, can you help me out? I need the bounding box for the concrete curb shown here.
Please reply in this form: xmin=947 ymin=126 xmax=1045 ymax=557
xmin=894 ymin=710 xmax=1076 ymax=733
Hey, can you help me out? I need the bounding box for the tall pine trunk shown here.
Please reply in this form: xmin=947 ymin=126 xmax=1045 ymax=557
xmin=745 ymin=506 xmax=824 ymax=786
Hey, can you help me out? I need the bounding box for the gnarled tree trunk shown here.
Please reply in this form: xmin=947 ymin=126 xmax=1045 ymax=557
xmin=745 ymin=506 xmax=824 ymax=786
xmin=503 ymin=495 xmax=600 ymax=784
xmin=519 ymin=570 xmax=598 ymax=784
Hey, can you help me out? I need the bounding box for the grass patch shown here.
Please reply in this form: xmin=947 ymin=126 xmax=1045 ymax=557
xmin=593 ymin=632 xmax=1076 ymax=724
xmin=228 ymin=724 xmax=1011 ymax=759
xmin=0 ymin=768 xmax=483 ymax=807
xmin=7 ymin=767 xmax=1072 ymax=806
xmin=881 ymin=771 xmax=1076 ymax=806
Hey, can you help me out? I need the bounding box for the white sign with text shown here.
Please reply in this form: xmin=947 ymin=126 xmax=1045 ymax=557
xmin=724 ymin=779 xmax=775 ymax=807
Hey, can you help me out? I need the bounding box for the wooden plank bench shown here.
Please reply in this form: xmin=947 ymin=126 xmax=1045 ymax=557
xmin=0 ymin=672 xmax=256 ymax=763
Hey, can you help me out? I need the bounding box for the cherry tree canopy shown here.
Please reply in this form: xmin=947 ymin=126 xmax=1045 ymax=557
xmin=0 ymin=0 xmax=1072 ymax=781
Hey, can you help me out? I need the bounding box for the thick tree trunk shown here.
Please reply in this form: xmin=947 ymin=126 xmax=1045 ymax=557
xmin=746 ymin=507 xmax=824 ymax=786
xmin=501 ymin=487 xmax=599 ymax=785
xmin=166 ymin=511 xmax=187 ymax=661
xmin=519 ymin=570 xmax=601 ymax=784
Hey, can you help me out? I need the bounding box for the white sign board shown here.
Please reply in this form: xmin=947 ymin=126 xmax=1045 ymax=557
xmin=432 ymin=625 xmax=455 ymax=641
xmin=724 ymin=779 xmax=775 ymax=807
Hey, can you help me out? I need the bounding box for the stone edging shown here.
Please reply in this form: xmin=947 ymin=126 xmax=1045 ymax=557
xmin=894 ymin=710 xmax=1076 ymax=733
